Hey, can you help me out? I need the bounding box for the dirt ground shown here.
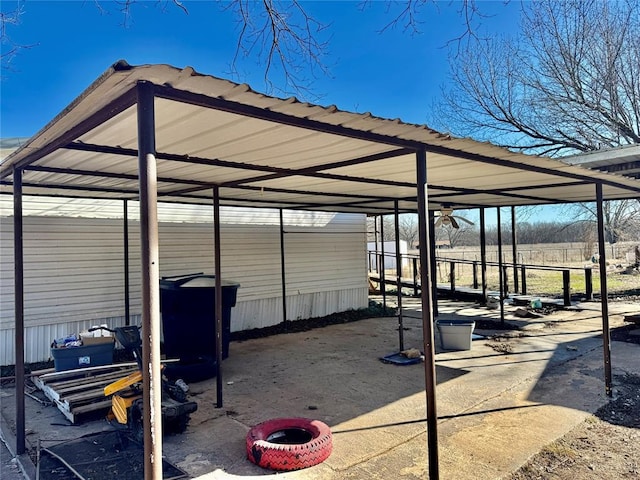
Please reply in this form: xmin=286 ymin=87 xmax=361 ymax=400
xmin=508 ymin=325 xmax=640 ymax=480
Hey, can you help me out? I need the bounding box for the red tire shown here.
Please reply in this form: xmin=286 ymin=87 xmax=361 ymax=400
xmin=246 ymin=417 xmax=332 ymax=471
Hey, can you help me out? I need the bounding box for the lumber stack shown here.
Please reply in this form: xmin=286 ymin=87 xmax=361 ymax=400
xmin=31 ymin=363 xmax=138 ymax=423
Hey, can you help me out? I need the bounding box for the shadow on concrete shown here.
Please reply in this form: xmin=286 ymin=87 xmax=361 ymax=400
xmin=525 ymin=333 xmax=607 ymax=411
xmin=332 ymin=403 xmax=545 ymax=435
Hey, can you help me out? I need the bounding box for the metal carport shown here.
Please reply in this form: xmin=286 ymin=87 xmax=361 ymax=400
xmin=2 ymin=60 xmax=640 ymax=480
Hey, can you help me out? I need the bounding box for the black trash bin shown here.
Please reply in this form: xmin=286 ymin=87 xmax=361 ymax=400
xmin=159 ymin=274 xmax=240 ymax=365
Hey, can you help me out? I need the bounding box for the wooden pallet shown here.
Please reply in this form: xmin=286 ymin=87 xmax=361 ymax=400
xmin=32 ymin=363 xmax=139 ymax=423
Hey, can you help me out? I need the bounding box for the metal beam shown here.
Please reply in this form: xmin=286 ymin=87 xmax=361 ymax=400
xmin=137 ymin=81 xmax=163 ymax=480
xmin=13 ymin=167 xmax=25 ymax=455
xmin=222 ymin=147 xmax=415 ymax=186
xmin=22 ymin=158 xmax=600 ymax=210
xmin=511 ymin=206 xmax=518 ymax=293
xmin=479 ymin=208 xmax=488 ymax=303
xmin=26 ymin=164 xmax=216 ymax=188
xmin=213 ymin=186 xmax=224 ymax=407
xmin=428 ymin=210 xmax=439 ymax=318
xmin=62 ymin=142 xmax=418 ymax=191
xmin=426 ymin=182 xmax=579 ymax=204
xmin=394 ymin=201 xmax=404 ymax=351
xmin=151 ymin=84 xmax=640 ymax=195
xmin=153 ymin=84 xmax=425 ymax=150
xmin=416 ymin=149 xmax=439 ymax=479
xmin=124 ymin=199 xmax=131 ymax=325
xmin=380 ymin=215 xmax=386 ymax=308
xmin=497 ymin=207 xmax=505 ymax=323
xmin=280 ymin=209 xmax=288 ymax=328
xmin=7 ymin=180 xmax=139 ymax=196
xmin=186 ymin=181 xmax=404 ymax=203
xmin=17 ymin=153 xmax=637 ymax=214
xmin=1 ymin=88 xmax=138 ymax=179
xmin=596 ymin=183 xmax=612 ymax=397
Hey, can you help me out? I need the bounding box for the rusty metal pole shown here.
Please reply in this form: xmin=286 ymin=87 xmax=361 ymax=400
xmin=479 ymin=208 xmax=488 ymax=303
xmin=373 ymin=216 xmax=379 ymax=274
xmin=13 ymin=167 xmax=25 ymax=455
xmin=213 ymin=186 xmax=224 ymax=407
xmin=394 ymin=201 xmax=404 ymax=351
xmin=280 ymin=209 xmax=288 ymax=329
xmin=596 ymin=183 xmax=612 ymax=396
xmin=416 ymin=148 xmax=439 ymax=479
xmin=497 ymin=207 xmax=505 ymax=323
xmin=124 ymin=199 xmax=131 ymax=326
xmin=137 ymin=81 xmax=163 ymax=480
xmin=511 ymin=206 xmax=518 ymax=293
xmin=428 ymin=210 xmax=439 ymax=318
xmin=380 ymin=215 xmax=387 ymax=309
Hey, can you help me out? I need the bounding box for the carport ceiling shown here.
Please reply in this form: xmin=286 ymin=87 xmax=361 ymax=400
xmin=2 ymin=60 xmax=639 ymax=214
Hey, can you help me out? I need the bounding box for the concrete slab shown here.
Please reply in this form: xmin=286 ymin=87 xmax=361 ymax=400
xmin=1 ymin=298 xmax=639 ymax=479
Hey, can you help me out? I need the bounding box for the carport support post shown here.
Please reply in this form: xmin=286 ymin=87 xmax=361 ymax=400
xmin=124 ymin=199 xmax=131 ymax=326
xmin=13 ymin=166 xmax=26 ymax=455
xmin=596 ymin=183 xmax=612 ymax=396
xmin=479 ymin=208 xmax=488 ymax=303
xmin=137 ymin=81 xmax=163 ymax=480
xmin=428 ymin=210 xmax=439 ymax=317
xmin=497 ymin=207 xmax=505 ymax=323
xmin=394 ymin=201 xmax=404 ymax=351
xmin=373 ymin=216 xmax=379 ymax=273
xmin=213 ymin=186 xmax=224 ymax=407
xmin=416 ymin=149 xmax=440 ymax=480
xmin=380 ymin=215 xmax=387 ymax=309
xmin=511 ymin=206 xmax=518 ymax=293
xmin=279 ymin=209 xmax=288 ymax=328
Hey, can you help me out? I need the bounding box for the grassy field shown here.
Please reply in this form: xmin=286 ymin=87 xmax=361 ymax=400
xmin=448 ymin=264 xmax=640 ymax=298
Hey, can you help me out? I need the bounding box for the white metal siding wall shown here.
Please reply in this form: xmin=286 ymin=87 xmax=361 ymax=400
xmin=1 ymin=205 xmax=367 ymax=364
xmin=1 ymin=217 xmax=129 ymax=327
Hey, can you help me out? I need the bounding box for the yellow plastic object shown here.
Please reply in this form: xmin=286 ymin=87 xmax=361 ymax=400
xmin=104 ymin=370 xmax=143 ymax=396
xmin=111 ymin=394 xmax=140 ymax=425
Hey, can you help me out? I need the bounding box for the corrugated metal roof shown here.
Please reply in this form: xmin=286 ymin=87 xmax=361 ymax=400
xmin=1 ymin=60 xmax=639 ymax=213
xmin=562 ymin=144 xmax=640 ymax=179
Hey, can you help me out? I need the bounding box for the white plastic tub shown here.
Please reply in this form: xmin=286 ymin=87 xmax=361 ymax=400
xmin=436 ymin=320 xmax=476 ymax=351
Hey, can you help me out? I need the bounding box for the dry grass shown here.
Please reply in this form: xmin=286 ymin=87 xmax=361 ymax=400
xmin=432 ymin=257 xmax=640 ymax=298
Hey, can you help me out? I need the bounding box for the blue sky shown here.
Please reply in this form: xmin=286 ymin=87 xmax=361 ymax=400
xmin=0 ymin=0 xmax=522 ymax=139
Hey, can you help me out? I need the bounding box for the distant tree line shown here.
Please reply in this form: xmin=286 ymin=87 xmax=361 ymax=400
xmin=462 ymin=221 xmax=595 ymax=246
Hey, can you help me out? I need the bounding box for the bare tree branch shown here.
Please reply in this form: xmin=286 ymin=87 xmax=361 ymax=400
xmin=1 ymin=1 xmax=36 ymax=71
xmin=360 ymin=0 xmax=493 ymax=49
xmin=435 ymin=0 xmax=640 ymax=156
xmin=560 ymin=199 xmax=640 ymax=243
xmin=221 ymin=0 xmax=331 ymax=98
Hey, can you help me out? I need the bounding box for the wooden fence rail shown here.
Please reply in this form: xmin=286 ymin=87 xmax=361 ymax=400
xmin=367 ymin=251 xmax=594 ymax=306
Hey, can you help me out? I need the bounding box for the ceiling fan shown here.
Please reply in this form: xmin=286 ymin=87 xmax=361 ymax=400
xmin=434 ymin=205 xmax=474 ymax=229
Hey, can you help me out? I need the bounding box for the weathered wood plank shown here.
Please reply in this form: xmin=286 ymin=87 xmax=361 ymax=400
xmin=43 ymin=369 xmax=137 ymax=391
xmin=35 ymin=362 xmax=139 ymax=382
xmin=32 ymin=359 xmax=180 ymax=423
xmin=60 ymin=386 xmax=113 ymax=405
xmin=71 ymin=399 xmax=113 ymax=417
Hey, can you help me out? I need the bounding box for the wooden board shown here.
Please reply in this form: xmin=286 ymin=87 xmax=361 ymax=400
xmin=32 ymin=359 xmax=180 ymax=423
xmin=32 ymin=363 xmax=138 ymax=423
